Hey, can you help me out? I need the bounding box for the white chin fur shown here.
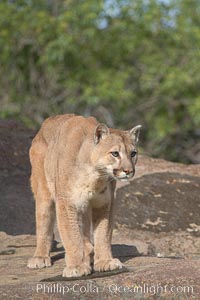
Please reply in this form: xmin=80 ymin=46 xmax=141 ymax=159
xmin=118 ymin=177 xmax=129 ymax=182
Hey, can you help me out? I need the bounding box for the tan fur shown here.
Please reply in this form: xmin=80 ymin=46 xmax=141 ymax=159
xmin=27 ymin=114 xmax=141 ymax=277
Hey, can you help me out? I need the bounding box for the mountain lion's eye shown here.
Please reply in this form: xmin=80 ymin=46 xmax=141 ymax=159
xmin=111 ymin=151 xmax=119 ymax=157
xmin=131 ymin=150 xmax=137 ymax=157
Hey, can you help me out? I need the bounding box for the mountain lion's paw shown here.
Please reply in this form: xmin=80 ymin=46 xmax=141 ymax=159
xmin=62 ymin=264 xmax=92 ymax=277
xmin=94 ymin=258 xmax=123 ymax=272
xmin=27 ymin=256 xmax=51 ymax=269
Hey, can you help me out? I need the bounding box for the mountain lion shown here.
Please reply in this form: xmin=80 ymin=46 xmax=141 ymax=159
xmin=27 ymin=114 xmax=141 ymax=277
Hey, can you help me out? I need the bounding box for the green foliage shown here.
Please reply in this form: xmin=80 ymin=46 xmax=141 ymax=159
xmin=0 ymin=0 xmax=200 ymax=163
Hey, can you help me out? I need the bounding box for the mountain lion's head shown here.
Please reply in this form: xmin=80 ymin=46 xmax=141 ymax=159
xmin=91 ymin=123 xmax=142 ymax=181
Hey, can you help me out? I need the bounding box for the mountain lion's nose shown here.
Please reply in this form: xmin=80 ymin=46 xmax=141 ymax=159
xmin=123 ymin=169 xmax=134 ymax=175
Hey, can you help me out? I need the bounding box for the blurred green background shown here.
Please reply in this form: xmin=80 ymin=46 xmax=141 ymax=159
xmin=0 ymin=0 xmax=200 ymax=163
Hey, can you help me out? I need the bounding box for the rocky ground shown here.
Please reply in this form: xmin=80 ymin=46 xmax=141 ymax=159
xmin=0 ymin=119 xmax=200 ymax=299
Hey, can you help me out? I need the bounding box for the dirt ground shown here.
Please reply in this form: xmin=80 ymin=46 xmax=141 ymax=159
xmin=0 ymin=119 xmax=200 ymax=299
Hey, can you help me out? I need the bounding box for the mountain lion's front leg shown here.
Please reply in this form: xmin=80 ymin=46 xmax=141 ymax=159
xmin=93 ymin=202 xmax=123 ymax=272
xmin=82 ymin=207 xmax=94 ymax=267
xmin=56 ymin=199 xmax=92 ymax=277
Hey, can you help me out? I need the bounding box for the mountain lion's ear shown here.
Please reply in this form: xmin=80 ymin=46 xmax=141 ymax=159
xmin=94 ymin=123 xmax=110 ymax=144
xmin=129 ymin=125 xmax=142 ymax=144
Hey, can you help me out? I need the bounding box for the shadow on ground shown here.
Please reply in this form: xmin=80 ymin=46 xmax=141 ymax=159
xmin=50 ymin=243 xmax=140 ymax=266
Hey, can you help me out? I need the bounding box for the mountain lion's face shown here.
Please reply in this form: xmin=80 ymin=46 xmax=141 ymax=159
xmin=91 ymin=124 xmax=141 ymax=182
